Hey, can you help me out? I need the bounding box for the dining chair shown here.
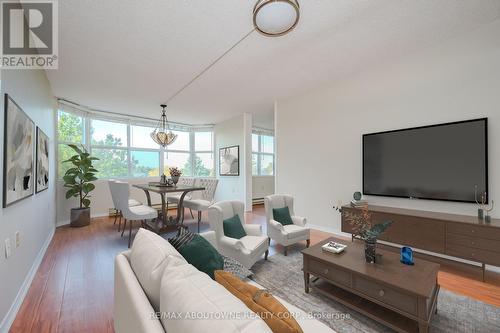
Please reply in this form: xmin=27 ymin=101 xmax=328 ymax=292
xmin=110 ymin=181 xmax=158 ymax=247
xmin=176 ymin=178 xmax=218 ymax=232
xmin=108 ymin=180 xmax=142 ymax=232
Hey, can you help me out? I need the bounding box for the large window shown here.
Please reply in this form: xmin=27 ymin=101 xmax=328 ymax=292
xmin=57 ymin=109 xmax=214 ymax=179
xmin=252 ymin=133 xmax=275 ymax=176
xmin=57 ymin=111 xmax=85 ymax=178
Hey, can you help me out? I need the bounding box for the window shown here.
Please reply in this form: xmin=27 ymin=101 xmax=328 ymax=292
xmin=194 ymin=132 xmax=214 ymax=177
xmin=58 ymin=111 xmax=85 ymax=178
xmin=252 ymin=133 xmax=274 ymax=176
xmin=57 ymin=109 xmax=214 ymax=180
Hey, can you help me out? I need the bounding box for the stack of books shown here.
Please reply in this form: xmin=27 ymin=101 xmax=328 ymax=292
xmin=322 ymin=241 xmax=347 ymax=254
xmin=350 ymin=199 xmax=368 ymax=208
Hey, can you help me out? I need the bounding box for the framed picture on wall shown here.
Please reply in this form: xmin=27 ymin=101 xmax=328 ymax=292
xmin=3 ymin=94 xmax=35 ymax=207
xmin=219 ymin=145 xmax=239 ymax=176
xmin=36 ymin=127 xmax=50 ymax=193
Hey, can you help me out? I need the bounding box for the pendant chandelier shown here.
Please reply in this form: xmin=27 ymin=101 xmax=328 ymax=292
xmin=151 ymin=104 xmax=177 ymax=147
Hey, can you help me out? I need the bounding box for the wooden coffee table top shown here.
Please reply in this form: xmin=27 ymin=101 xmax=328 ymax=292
xmin=302 ymin=237 xmax=440 ymax=298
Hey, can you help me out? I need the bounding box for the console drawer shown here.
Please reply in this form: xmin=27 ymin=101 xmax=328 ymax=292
xmin=308 ymin=259 xmax=351 ymax=287
xmin=352 ymin=275 xmax=418 ymax=315
xmin=446 ymin=244 xmax=500 ymax=266
xmin=446 ymin=233 xmax=500 ymax=253
xmin=447 ymin=223 xmax=500 ymax=240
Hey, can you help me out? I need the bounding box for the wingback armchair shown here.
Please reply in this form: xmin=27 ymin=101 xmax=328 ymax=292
xmin=208 ymin=200 xmax=269 ymax=269
xmin=264 ymin=194 xmax=310 ymax=256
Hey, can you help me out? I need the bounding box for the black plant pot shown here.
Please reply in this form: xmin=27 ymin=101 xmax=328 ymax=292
xmin=70 ymin=207 xmax=90 ymax=227
xmin=364 ymin=239 xmax=377 ymax=263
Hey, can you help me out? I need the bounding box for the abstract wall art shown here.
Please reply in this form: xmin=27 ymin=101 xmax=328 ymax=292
xmin=3 ymin=94 xmax=35 ymax=207
xmin=36 ymin=127 xmax=49 ymax=193
xmin=219 ymin=145 xmax=239 ymax=176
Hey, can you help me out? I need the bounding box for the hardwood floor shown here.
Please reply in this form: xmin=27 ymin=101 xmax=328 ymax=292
xmin=9 ymin=205 xmax=500 ymax=333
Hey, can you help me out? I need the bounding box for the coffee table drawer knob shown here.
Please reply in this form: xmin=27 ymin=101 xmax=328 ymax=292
xmin=323 ymin=269 xmax=329 ymax=275
xmin=379 ymin=290 xmax=385 ymax=297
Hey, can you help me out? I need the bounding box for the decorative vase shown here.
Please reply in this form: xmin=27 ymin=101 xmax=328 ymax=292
xmin=478 ymin=208 xmax=484 ymax=219
xmin=171 ymin=175 xmax=180 ymax=186
xmin=70 ymin=207 xmax=90 ymax=227
xmin=400 ymin=246 xmax=414 ymax=265
xmin=364 ymin=239 xmax=376 ymax=263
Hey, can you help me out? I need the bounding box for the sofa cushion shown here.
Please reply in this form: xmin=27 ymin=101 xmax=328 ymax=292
xmin=215 ymin=270 xmax=304 ymax=333
xmin=223 ymin=214 xmax=247 ymax=239
xmin=282 ymin=225 xmax=309 ymax=240
xmin=160 ymin=264 xmax=272 ymax=333
xmin=178 ymin=234 xmax=224 ymax=279
xmin=130 ymin=228 xmax=186 ymax=311
xmin=273 ymin=207 xmax=294 ymax=226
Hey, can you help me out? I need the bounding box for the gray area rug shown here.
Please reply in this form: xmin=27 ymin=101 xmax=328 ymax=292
xmin=251 ymin=251 xmax=500 ymax=333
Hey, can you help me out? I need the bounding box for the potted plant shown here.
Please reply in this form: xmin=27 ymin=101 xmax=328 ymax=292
xmin=62 ymin=144 xmax=99 ymax=227
xmin=344 ymin=206 xmax=392 ymax=263
xmin=169 ymin=167 xmax=182 ymax=186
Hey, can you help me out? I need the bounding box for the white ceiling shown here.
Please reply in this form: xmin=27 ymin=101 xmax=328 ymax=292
xmin=48 ymin=0 xmax=500 ymax=125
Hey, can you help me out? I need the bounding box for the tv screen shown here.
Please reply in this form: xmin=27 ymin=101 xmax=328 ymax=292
xmin=363 ymin=118 xmax=488 ymax=203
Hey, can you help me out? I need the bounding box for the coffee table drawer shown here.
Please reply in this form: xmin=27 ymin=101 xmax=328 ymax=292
xmin=308 ymin=259 xmax=351 ymax=287
xmin=352 ymin=275 xmax=418 ymax=315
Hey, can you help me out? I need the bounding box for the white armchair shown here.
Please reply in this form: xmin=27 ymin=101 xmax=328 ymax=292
xmin=264 ymin=194 xmax=310 ymax=256
xmin=208 ymin=200 xmax=269 ymax=269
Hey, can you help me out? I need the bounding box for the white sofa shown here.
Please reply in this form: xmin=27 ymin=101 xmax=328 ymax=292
xmin=114 ymin=229 xmax=335 ymax=333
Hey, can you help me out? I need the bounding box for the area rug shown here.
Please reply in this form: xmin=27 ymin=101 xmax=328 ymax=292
xmin=251 ymin=251 xmax=500 ymax=333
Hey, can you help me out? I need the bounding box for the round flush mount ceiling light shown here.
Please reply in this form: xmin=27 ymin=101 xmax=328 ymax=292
xmin=253 ymin=0 xmax=300 ymax=37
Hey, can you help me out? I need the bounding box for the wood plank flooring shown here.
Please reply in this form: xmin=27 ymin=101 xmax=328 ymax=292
xmin=9 ymin=205 xmax=500 ymax=333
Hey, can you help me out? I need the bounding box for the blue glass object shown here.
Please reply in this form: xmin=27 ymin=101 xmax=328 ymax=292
xmin=400 ymin=247 xmax=414 ymax=265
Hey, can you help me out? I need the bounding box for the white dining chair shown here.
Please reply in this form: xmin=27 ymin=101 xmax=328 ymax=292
xmin=110 ymin=181 xmax=158 ymax=247
xmin=108 ymin=180 xmax=142 ymax=232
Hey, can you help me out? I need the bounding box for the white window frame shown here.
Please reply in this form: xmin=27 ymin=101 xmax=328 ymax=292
xmin=252 ymin=132 xmax=275 ymax=177
xmin=56 ymin=108 xmax=215 ymax=179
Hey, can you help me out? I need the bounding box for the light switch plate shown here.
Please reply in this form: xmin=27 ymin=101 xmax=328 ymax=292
xmin=5 ymin=238 xmax=12 ymax=259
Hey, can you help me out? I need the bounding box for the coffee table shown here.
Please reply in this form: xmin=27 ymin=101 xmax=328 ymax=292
xmin=302 ymin=237 xmax=440 ymax=333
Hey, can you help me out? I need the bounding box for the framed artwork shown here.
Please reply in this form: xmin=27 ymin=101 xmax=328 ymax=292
xmin=219 ymin=145 xmax=239 ymax=176
xmin=36 ymin=127 xmax=49 ymax=193
xmin=3 ymin=94 xmax=35 ymax=207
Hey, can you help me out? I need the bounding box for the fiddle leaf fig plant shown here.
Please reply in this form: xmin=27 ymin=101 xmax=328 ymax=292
xmin=63 ymin=144 xmax=99 ymax=208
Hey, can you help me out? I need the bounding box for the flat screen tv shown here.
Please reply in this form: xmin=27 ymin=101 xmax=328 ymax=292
xmin=363 ymin=118 xmax=488 ymax=203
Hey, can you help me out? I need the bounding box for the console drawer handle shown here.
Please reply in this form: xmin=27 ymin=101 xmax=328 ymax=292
xmin=379 ymin=290 xmax=385 ymax=297
xmin=323 ymin=269 xmax=329 ymax=275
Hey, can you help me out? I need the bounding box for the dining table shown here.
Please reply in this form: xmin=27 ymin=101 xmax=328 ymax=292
xmin=133 ymin=183 xmax=205 ymax=234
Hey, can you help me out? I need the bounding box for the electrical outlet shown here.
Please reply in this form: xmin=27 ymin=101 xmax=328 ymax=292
xmin=5 ymin=238 xmax=11 ymax=259
xmin=15 ymin=231 xmax=20 ymax=248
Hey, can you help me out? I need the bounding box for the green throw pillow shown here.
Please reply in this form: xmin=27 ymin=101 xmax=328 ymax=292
xmin=178 ymin=234 xmax=224 ymax=279
xmin=223 ymin=215 xmax=247 ymax=239
xmin=273 ymin=206 xmax=294 ymax=226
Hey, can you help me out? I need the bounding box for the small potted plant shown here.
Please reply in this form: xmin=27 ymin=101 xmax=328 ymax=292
xmin=63 ymin=144 xmax=99 ymax=227
xmin=169 ymin=167 xmax=182 ymax=186
xmin=344 ymin=206 xmax=392 ymax=263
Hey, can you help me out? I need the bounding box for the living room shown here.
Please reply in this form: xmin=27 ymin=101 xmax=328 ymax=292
xmin=1 ymin=1 xmax=500 ymax=333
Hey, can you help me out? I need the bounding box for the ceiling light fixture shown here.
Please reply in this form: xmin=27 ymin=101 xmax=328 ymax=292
xmin=253 ymin=0 xmax=300 ymax=37
xmin=151 ymin=104 xmax=177 ymax=147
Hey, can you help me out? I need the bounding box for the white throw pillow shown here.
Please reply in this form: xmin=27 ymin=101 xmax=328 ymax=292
xmin=130 ymin=228 xmax=187 ymax=311
xmin=160 ymin=264 xmax=272 ymax=333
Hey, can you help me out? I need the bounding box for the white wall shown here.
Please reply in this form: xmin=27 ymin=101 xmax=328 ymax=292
xmin=56 ymin=177 xmax=165 ymax=225
xmin=252 ymin=176 xmax=275 ymax=199
xmin=276 ymin=20 xmax=500 ymax=234
xmin=214 ymin=114 xmax=253 ymax=210
xmin=0 ymin=69 xmax=56 ymax=332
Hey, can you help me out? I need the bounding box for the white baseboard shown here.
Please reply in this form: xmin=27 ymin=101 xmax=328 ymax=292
xmin=307 ymin=223 xmax=500 ymax=274
xmin=0 ymin=228 xmax=55 ymax=333
xmin=56 ymin=212 xmax=109 ymax=227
